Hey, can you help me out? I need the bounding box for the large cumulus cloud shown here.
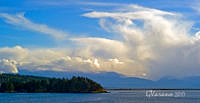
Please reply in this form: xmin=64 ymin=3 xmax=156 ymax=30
xmin=80 ymin=4 xmax=200 ymax=79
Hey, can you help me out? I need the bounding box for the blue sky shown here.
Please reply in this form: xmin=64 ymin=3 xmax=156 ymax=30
xmin=0 ymin=0 xmax=199 ymax=48
xmin=0 ymin=0 xmax=113 ymax=47
xmin=1 ymin=0 xmax=200 ymax=80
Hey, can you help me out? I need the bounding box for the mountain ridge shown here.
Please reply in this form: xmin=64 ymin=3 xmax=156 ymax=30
xmin=18 ymin=69 xmax=200 ymax=88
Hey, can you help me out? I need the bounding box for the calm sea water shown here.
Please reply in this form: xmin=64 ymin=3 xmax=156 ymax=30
xmin=0 ymin=90 xmax=200 ymax=103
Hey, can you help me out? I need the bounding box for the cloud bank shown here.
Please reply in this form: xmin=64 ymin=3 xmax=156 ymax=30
xmin=1 ymin=4 xmax=200 ymax=80
xmin=0 ymin=46 xmax=131 ymax=76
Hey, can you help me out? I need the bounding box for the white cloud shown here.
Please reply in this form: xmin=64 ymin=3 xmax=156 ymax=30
xmin=0 ymin=13 xmax=68 ymax=40
xmin=0 ymin=59 xmax=18 ymax=73
xmin=71 ymin=37 xmax=128 ymax=58
xmin=81 ymin=4 xmax=200 ymax=79
xmin=0 ymin=46 xmax=133 ymax=75
xmin=1 ymin=4 xmax=200 ymax=80
xmin=83 ymin=5 xmax=176 ymax=20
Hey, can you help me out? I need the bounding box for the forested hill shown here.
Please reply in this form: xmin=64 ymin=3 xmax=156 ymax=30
xmin=0 ymin=73 xmax=106 ymax=93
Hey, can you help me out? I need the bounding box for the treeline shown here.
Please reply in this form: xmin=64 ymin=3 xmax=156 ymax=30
xmin=0 ymin=74 xmax=106 ymax=93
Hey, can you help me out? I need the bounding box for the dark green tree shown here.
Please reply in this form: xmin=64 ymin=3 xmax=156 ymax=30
xmin=0 ymin=82 xmax=15 ymax=92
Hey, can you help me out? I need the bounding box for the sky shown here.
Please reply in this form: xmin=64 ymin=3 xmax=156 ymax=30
xmin=1 ymin=0 xmax=200 ymax=80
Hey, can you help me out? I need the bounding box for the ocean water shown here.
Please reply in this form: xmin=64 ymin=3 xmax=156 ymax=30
xmin=0 ymin=90 xmax=200 ymax=103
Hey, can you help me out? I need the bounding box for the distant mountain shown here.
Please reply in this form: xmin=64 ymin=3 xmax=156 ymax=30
xmin=18 ymin=69 xmax=200 ymax=89
xmin=155 ymin=76 xmax=200 ymax=88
